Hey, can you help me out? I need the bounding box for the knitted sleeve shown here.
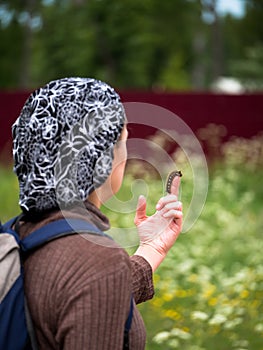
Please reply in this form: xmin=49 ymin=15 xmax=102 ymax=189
xmin=130 ymin=255 xmax=155 ymax=304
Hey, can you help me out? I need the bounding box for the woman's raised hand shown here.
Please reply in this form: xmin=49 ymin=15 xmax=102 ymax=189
xmin=134 ymin=175 xmax=183 ymax=272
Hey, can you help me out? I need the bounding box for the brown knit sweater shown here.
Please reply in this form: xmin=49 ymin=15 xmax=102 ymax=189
xmin=18 ymin=201 xmax=154 ymax=350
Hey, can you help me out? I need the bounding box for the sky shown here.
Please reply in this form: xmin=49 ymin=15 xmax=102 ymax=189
xmin=217 ymin=0 xmax=245 ymax=17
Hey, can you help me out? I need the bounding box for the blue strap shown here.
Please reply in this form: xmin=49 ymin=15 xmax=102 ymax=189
xmin=125 ymin=297 xmax=134 ymax=332
xmin=21 ymin=218 xmax=110 ymax=252
xmin=123 ymin=296 xmax=134 ymax=349
xmin=1 ymin=215 xmax=19 ymax=232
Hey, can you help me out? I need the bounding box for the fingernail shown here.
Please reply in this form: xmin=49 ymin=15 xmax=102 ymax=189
xmin=156 ymin=203 xmax=161 ymax=210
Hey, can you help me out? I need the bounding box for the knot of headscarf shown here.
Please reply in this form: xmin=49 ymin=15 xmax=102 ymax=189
xmin=12 ymin=77 xmax=126 ymax=213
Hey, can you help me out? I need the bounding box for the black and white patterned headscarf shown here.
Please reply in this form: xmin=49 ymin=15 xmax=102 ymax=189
xmin=12 ymin=77 xmax=126 ymax=213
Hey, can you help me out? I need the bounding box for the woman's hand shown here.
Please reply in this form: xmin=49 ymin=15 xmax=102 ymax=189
xmin=134 ymin=174 xmax=183 ymax=272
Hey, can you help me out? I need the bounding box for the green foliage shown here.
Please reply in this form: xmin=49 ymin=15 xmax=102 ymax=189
xmin=157 ymin=52 xmax=191 ymax=91
xmin=230 ymin=44 xmax=263 ymax=91
xmin=31 ymin=0 xmax=199 ymax=90
xmin=0 ymin=18 xmax=24 ymax=89
xmin=0 ymin=166 xmax=20 ymax=221
xmin=222 ymin=0 xmax=263 ymax=90
xmin=0 ymin=133 xmax=262 ymax=349
xmin=1 ymin=0 xmax=262 ymax=90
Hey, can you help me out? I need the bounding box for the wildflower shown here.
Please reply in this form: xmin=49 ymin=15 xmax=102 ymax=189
xmin=240 ymin=289 xmax=249 ymax=298
xmin=208 ymin=297 xmax=218 ymax=306
xmin=170 ymin=328 xmax=192 ymax=340
xmin=168 ymin=338 xmax=179 ymax=348
xmin=191 ymin=311 xmax=209 ymax=321
xmin=208 ymin=314 xmax=227 ymax=325
xmin=163 ymin=292 xmax=174 ymax=302
xmin=223 ymin=317 xmax=243 ymax=329
xmin=153 ymin=331 xmax=170 ymax=344
xmin=255 ymin=323 xmax=263 ymax=333
xmin=164 ymin=309 xmax=181 ymax=320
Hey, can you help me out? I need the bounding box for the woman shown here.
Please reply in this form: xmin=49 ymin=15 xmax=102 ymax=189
xmin=12 ymin=77 xmax=183 ymax=349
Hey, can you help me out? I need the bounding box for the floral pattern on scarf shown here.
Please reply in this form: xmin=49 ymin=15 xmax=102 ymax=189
xmin=12 ymin=77 xmax=125 ymax=213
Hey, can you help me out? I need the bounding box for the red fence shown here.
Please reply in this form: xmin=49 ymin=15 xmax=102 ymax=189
xmin=1 ymin=91 xmax=262 ymax=159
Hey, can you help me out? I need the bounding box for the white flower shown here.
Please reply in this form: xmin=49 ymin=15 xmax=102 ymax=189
xmin=168 ymin=338 xmax=179 ymax=348
xmin=255 ymin=323 xmax=263 ymax=333
xmin=208 ymin=314 xmax=227 ymax=325
xmin=153 ymin=331 xmax=170 ymax=344
xmin=191 ymin=311 xmax=209 ymax=321
xmin=170 ymin=328 xmax=192 ymax=340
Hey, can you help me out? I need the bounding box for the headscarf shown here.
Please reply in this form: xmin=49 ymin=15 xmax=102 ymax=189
xmin=12 ymin=77 xmax=126 ymax=213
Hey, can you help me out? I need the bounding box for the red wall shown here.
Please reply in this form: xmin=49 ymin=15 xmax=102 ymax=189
xmin=1 ymin=91 xmax=262 ymax=158
xmin=119 ymin=91 xmax=263 ymax=140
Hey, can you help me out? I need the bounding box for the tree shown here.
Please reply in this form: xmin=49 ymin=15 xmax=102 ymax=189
xmin=223 ymin=0 xmax=263 ymax=90
xmin=0 ymin=0 xmax=262 ymax=91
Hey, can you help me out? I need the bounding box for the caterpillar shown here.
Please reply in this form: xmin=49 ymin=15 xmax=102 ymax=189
xmin=166 ymin=170 xmax=182 ymax=194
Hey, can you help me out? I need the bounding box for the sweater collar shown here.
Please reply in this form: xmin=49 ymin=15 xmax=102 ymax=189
xmin=83 ymin=200 xmax=110 ymax=232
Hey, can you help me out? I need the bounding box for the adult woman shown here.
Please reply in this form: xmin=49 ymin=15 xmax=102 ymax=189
xmin=13 ymin=77 xmax=183 ymax=349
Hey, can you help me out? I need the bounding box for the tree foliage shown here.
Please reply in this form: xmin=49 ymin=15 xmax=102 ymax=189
xmin=0 ymin=0 xmax=262 ymax=91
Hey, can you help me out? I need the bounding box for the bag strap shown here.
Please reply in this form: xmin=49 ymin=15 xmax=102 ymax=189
xmin=2 ymin=215 xmax=19 ymax=229
xmin=1 ymin=215 xmax=19 ymax=233
xmin=123 ymin=296 xmax=134 ymax=350
xmin=21 ymin=218 xmax=111 ymax=252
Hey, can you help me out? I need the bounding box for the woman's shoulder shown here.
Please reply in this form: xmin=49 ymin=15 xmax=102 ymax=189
xmin=33 ymin=231 xmax=131 ymax=278
xmin=64 ymin=232 xmax=130 ymax=268
xmin=24 ymin=230 xmax=132 ymax=300
xmin=21 ymin=212 xmax=132 ymax=284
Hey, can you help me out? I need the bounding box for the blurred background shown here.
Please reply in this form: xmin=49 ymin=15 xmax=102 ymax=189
xmin=0 ymin=0 xmax=263 ymax=349
xmin=0 ymin=0 xmax=262 ymax=91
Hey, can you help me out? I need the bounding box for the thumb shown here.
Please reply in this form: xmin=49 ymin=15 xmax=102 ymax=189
xmin=134 ymin=195 xmax=147 ymax=226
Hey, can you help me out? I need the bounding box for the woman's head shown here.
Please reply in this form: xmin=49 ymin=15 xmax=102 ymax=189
xmin=12 ymin=77 xmax=126 ymax=213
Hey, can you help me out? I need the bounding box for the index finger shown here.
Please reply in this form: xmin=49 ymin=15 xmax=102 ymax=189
xmin=166 ymin=170 xmax=182 ymax=197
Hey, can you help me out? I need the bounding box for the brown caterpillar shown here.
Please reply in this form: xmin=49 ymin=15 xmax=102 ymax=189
xmin=166 ymin=170 xmax=182 ymax=194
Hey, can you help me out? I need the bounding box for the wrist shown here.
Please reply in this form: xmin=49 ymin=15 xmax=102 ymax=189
xmin=134 ymin=244 xmax=165 ymax=272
